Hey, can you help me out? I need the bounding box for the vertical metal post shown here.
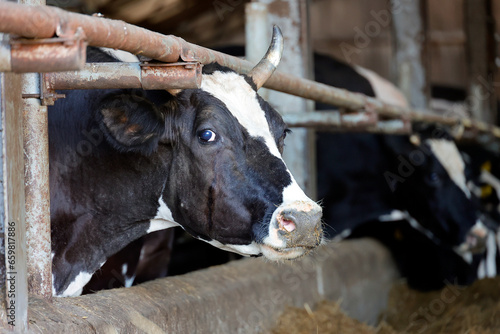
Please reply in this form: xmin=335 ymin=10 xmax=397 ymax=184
xmin=22 ymin=74 xmax=52 ymax=299
xmin=391 ymin=0 xmax=429 ymax=109
xmin=255 ymin=0 xmax=316 ymax=198
xmin=246 ymin=2 xmax=270 ymax=100
xmin=464 ymin=0 xmax=496 ymax=123
xmin=1 ymin=35 xmax=29 ymax=331
xmin=20 ymin=0 xmax=53 ymax=300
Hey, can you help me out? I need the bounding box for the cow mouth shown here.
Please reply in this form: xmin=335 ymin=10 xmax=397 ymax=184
xmin=260 ymin=244 xmax=316 ymax=261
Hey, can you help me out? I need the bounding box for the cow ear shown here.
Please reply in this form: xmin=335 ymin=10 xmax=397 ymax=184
xmin=98 ymin=94 xmax=167 ymax=155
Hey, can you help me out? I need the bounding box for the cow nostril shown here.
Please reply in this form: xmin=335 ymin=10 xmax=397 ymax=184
xmin=282 ymin=218 xmax=296 ymax=232
xmin=278 ymin=213 xmax=296 ymax=233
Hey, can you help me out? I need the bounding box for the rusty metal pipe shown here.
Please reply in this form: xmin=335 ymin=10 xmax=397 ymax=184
xmin=46 ymin=63 xmax=141 ymax=90
xmin=22 ymin=73 xmax=52 ymax=300
xmin=21 ymin=0 xmax=53 ymax=305
xmin=0 ymin=3 xmax=499 ymax=140
xmin=0 ymin=2 xmax=184 ymax=62
xmin=141 ymin=62 xmax=202 ymax=90
xmin=44 ymin=62 xmax=201 ymax=90
xmin=283 ymin=110 xmax=500 ymax=141
xmin=283 ymin=111 xmax=410 ymax=135
xmin=10 ymin=35 xmax=86 ymax=73
xmin=0 ymin=33 xmax=86 ymax=73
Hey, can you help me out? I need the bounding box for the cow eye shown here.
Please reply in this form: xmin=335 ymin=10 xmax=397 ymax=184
xmin=198 ymin=129 xmax=217 ymax=143
xmin=426 ymin=172 xmax=442 ymax=186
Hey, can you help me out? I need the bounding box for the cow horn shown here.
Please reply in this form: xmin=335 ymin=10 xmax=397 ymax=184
xmin=248 ymin=25 xmax=284 ymax=89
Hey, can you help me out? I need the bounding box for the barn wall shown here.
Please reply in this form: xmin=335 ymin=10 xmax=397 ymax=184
xmin=310 ymin=0 xmax=393 ymax=82
xmin=427 ymin=0 xmax=467 ymax=88
xmin=309 ymin=0 xmax=500 ymax=98
xmin=80 ymin=0 xmax=500 ymax=100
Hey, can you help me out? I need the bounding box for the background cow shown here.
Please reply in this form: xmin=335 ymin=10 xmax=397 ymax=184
xmin=215 ymin=48 xmax=489 ymax=289
xmin=313 ymin=54 xmax=491 ymax=290
xmin=49 ymin=27 xmax=323 ymax=297
xmin=459 ymin=145 xmax=500 ymax=280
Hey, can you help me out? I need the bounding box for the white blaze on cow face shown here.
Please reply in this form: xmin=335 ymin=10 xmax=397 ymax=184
xmin=200 ymin=70 xmax=322 ymax=259
xmin=201 ymin=71 xmax=282 ymax=158
xmin=427 ymin=139 xmax=471 ymax=198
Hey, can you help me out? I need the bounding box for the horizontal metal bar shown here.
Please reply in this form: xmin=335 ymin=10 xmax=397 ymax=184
xmin=0 ymin=2 xmax=499 ymax=142
xmin=0 ymin=32 xmax=86 ymax=73
xmin=283 ymin=111 xmax=410 ymax=135
xmin=141 ymin=62 xmax=202 ymax=90
xmin=43 ymin=62 xmax=202 ymax=90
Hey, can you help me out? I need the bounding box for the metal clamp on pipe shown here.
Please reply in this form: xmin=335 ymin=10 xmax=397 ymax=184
xmin=140 ymin=62 xmax=202 ymax=90
xmin=1 ymin=28 xmax=86 ymax=73
xmin=41 ymin=61 xmax=202 ymax=105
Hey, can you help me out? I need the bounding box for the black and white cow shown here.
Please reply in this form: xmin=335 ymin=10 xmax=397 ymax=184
xmin=313 ymin=54 xmax=488 ymax=289
xmin=79 ymin=49 xmax=488 ymax=292
xmin=459 ymin=145 xmax=500 ymax=280
xmin=48 ymin=27 xmax=323 ymax=297
xmin=83 ymin=229 xmax=175 ymax=293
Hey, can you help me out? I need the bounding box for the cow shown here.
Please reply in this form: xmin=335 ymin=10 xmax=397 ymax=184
xmin=459 ymin=145 xmax=500 ymax=280
xmin=83 ymin=229 xmax=175 ymax=293
xmin=48 ymin=26 xmax=323 ymax=297
xmin=83 ymin=50 xmax=488 ymax=292
xmin=313 ymin=53 xmax=489 ymax=289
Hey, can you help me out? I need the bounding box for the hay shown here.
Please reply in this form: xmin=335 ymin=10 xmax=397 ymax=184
xmin=271 ymin=301 xmax=397 ymax=334
xmin=271 ymin=277 xmax=500 ymax=334
xmin=382 ymin=277 xmax=500 ymax=334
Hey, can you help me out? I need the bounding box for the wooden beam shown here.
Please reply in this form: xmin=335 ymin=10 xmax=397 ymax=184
xmin=391 ymin=0 xmax=430 ymax=109
xmin=464 ymin=0 xmax=496 ymax=124
xmin=0 ymin=67 xmax=28 ymax=331
xmin=258 ymin=0 xmax=317 ymax=199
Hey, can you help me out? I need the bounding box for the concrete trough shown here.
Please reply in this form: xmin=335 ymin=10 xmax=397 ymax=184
xmin=21 ymin=239 xmax=398 ymax=333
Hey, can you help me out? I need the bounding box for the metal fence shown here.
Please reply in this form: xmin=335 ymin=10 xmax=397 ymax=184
xmin=0 ymin=0 xmax=498 ymax=331
xmin=1 ymin=2 xmax=499 ymax=139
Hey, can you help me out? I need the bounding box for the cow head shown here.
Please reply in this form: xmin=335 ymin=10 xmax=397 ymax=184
xmin=97 ymin=26 xmax=323 ymax=261
xmin=383 ymin=127 xmax=485 ymax=255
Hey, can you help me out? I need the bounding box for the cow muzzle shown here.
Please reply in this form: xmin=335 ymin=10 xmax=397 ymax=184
xmin=261 ymin=201 xmax=323 ymax=260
